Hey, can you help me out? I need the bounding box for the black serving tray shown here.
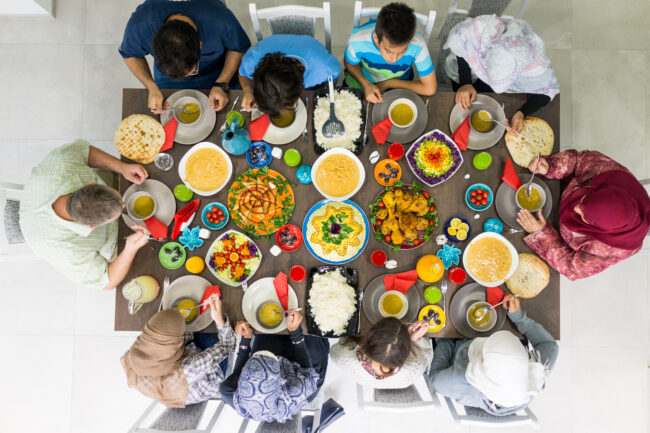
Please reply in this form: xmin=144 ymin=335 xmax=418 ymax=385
xmin=312 ymin=87 xmax=367 ymax=156
xmin=305 ymin=265 xmax=360 ymax=338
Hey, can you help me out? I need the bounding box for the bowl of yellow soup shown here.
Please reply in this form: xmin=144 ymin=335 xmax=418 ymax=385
xmin=378 ymin=290 xmax=409 ymax=319
xmin=463 ymin=232 xmax=519 ymax=286
xmin=469 ymin=107 xmax=496 ymax=134
xmin=126 ymin=191 xmax=157 ymax=221
xmin=515 ymin=184 xmax=547 ymax=212
xmin=388 ymin=98 xmax=418 ymax=128
xmin=256 ymin=300 xmax=284 ymax=330
xmin=173 ymin=96 xmax=202 ymax=125
xmin=178 ymin=142 xmax=233 ymax=196
xmin=312 ymin=148 xmax=365 ymax=201
xmin=466 ymin=301 xmax=497 ymax=332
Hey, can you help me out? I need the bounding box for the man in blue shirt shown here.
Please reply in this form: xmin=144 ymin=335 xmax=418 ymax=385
xmin=238 ymin=35 xmax=340 ymax=115
xmin=119 ymin=0 xmax=250 ymax=113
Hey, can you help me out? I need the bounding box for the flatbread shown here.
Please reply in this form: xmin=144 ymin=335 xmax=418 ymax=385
xmin=115 ymin=114 xmax=165 ymax=164
xmin=505 ymin=253 xmax=550 ymax=298
xmin=505 ymin=117 xmax=554 ymax=167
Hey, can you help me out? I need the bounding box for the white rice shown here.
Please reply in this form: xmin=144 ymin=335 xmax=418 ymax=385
xmin=308 ymin=270 xmax=357 ymax=334
xmin=313 ymin=90 xmax=362 ymax=151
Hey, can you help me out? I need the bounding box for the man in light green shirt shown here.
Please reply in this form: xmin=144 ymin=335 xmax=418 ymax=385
xmin=20 ymin=140 xmax=150 ymax=289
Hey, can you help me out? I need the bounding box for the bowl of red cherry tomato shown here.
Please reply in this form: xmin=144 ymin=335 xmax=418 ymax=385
xmin=465 ymin=184 xmax=493 ymax=211
xmin=202 ymin=202 xmax=229 ymax=230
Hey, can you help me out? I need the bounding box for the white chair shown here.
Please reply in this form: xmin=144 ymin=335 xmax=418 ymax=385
xmin=352 ymin=1 xmax=437 ymax=44
xmin=356 ymin=375 xmax=441 ymax=412
xmin=426 ymin=379 xmax=540 ymax=428
xmin=248 ymin=2 xmax=332 ymax=53
xmin=0 ymin=181 xmax=37 ymax=261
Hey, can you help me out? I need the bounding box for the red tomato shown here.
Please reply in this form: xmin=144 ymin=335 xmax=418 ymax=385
xmin=378 ymin=201 xmax=385 ymax=208
xmin=413 ymin=239 xmax=422 ymax=246
xmin=476 ymin=188 xmax=483 ymax=194
xmin=376 ymin=220 xmax=383 ymax=226
xmin=211 ymin=206 xmax=218 ymax=212
xmin=429 ymin=205 xmax=435 ymax=212
xmin=422 ymin=191 xmax=430 ymax=199
xmin=219 ymin=216 xmax=225 ymax=221
xmin=470 ymin=197 xmax=476 ymax=204
xmin=482 ymin=191 xmax=489 ymax=199
xmin=470 ymin=190 xmax=477 ymax=197
xmin=429 ymin=219 xmax=436 ymax=226
xmin=384 ymin=234 xmax=392 ymax=243
xmin=481 ymin=199 xmax=487 ymax=205
xmin=206 ymin=212 xmax=212 ymax=218
xmin=217 ymin=209 xmax=224 ymax=216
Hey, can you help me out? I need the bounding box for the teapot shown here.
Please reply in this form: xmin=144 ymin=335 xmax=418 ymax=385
xmin=221 ymin=117 xmax=251 ymax=155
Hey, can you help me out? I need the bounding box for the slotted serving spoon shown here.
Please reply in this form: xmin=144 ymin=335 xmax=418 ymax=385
xmin=322 ymin=76 xmax=344 ymax=138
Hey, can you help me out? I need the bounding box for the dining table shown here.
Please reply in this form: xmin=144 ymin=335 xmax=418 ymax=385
xmin=114 ymin=88 xmax=561 ymax=340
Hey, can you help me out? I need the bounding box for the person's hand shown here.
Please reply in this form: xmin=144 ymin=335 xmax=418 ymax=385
xmin=241 ymin=91 xmax=256 ymax=112
xmin=209 ymin=85 xmax=229 ymax=111
xmin=408 ymin=320 xmax=429 ymax=343
xmin=516 ymin=209 xmax=547 ymax=233
xmin=235 ymin=321 xmax=253 ymax=339
xmin=286 ymin=311 xmax=303 ymax=332
xmin=121 ymin=163 xmax=148 ymax=185
xmin=209 ymin=295 xmax=225 ymax=327
xmin=455 ymin=84 xmax=477 ymax=110
xmin=363 ymin=83 xmax=384 ymax=103
xmin=528 ymin=157 xmax=549 ymax=176
xmin=511 ymin=111 xmax=525 ymax=132
xmin=147 ymin=86 xmax=169 ymax=114
xmin=503 ymin=294 xmax=521 ymax=313
xmin=125 ymin=227 xmax=149 ymax=252
xmin=375 ymin=80 xmax=391 ymax=93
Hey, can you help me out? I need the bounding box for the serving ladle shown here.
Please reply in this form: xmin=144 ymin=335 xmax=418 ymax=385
xmin=322 ymin=75 xmax=345 ymax=138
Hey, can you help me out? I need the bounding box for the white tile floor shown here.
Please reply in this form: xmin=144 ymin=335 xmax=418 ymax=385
xmin=0 ymin=1 xmax=648 ymax=432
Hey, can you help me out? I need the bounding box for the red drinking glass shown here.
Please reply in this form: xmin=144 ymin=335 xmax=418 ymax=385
xmin=388 ymin=143 xmax=405 ymax=160
xmin=448 ymin=266 xmax=467 ymax=284
xmin=370 ymin=249 xmax=388 ymax=266
xmin=289 ymin=265 xmax=307 ymax=282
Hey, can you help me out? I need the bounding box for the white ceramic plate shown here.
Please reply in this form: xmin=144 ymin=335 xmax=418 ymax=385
xmin=311 ymin=148 xmax=365 ymax=201
xmin=178 ymin=141 xmax=233 ymax=196
xmin=204 ymin=230 xmax=262 ymax=287
xmin=242 ymin=277 xmax=299 ymax=334
xmin=449 ymin=94 xmax=506 ymax=150
xmin=160 ymin=89 xmax=217 ymax=145
xmin=250 ymin=98 xmax=307 ymax=145
xmin=462 ymin=232 xmax=519 ymax=287
xmin=122 ymin=179 xmax=175 ymax=234
xmin=161 ymin=275 xmax=214 ymax=332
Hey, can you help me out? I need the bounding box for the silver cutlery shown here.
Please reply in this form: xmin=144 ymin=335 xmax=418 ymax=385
xmin=363 ymin=101 xmax=370 ymax=144
xmin=473 ymin=294 xmax=519 ymax=321
xmin=440 ymin=279 xmax=448 ymax=329
xmin=526 ymin=153 xmax=541 ymax=196
xmin=481 ymin=109 xmax=522 ymax=136
xmin=322 ymin=76 xmax=344 ymax=138
xmin=301 ymin=97 xmax=309 ymax=142
xmin=218 ymin=95 xmax=240 ymax=135
xmin=159 ymin=105 xmax=199 ymax=115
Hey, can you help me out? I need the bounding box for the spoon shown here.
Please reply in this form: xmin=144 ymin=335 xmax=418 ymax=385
xmin=474 ymin=294 xmax=519 ymax=321
xmin=179 ymin=300 xmax=210 ymax=318
xmin=161 ymin=105 xmax=199 ymax=115
xmin=478 ymin=110 xmax=522 ymax=136
xmin=525 ymin=153 xmax=541 ymax=196
xmin=322 ymin=75 xmax=344 ymax=138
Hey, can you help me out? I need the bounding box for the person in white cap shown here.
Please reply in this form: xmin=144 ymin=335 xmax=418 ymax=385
xmin=428 ymin=295 xmax=558 ymax=415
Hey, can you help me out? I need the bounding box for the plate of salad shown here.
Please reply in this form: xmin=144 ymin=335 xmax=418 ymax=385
xmin=205 ymin=230 xmax=262 ymax=287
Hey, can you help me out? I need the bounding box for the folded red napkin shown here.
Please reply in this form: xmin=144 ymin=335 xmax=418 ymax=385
xmin=451 ymin=115 xmax=470 ymax=150
xmin=171 ymin=199 xmax=200 ymax=240
xmin=273 ymin=272 xmax=289 ymax=311
xmin=200 ymin=285 xmax=221 ymax=315
xmin=160 ymin=117 xmax=178 ymax=152
xmin=383 ymin=270 xmax=418 ymax=294
xmin=371 ymin=116 xmax=393 ymax=144
xmin=142 ymin=215 xmax=168 ymax=239
xmin=250 ymin=114 xmax=271 ymax=141
xmin=502 ymin=157 xmax=522 ymax=190
xmin=487 ymin=286 xmax=505 ymax=310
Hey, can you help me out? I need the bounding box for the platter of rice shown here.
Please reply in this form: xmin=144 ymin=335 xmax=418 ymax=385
xmin=313 ymin=88 xmax=366 ymax=155
xmin=305 ymin=266 xmax=360 ymax=338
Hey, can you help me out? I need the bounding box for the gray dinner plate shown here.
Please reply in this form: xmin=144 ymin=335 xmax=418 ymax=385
xmin=160 ymin=89 xmax=216 ymax=145
xmin=449 ymin=282 xmax=507 ymax=338
xmin=362 ymin=274 xmax=420 ymax=325
xmin=495 ymin=176 xmax=553 ymax=230
xmin=371 ymin=89 xmax=428 ymax=144
xmin=449 ymin=94 xmax=506 ymax=150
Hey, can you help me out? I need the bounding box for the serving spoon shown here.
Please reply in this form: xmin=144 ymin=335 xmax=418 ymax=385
xmin=322 ymin=75 xmax=345 ymax=138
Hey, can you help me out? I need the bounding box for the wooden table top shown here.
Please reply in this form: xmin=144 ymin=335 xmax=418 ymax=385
xmin=115 ymin=88 xmax=560 ymax=340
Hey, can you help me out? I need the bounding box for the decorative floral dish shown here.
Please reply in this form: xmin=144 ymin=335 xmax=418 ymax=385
xmin=205 ymin=230 xmax=262 ymax=287
xmin=406 ymin=129 xmax=463 ymax=187
xmin=374 ymin=159 xmax=402 ymax=186
xmin=369 ymin=181 xmax=439 ymax=251
xmin=227 ymin=167 xmax=295 ymax=236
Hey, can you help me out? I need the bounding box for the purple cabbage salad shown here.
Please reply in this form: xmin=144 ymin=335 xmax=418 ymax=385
xmin=406 ymin=130 xmax=464 ymax=186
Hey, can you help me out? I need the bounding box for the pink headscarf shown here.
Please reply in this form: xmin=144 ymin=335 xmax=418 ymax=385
xmin=560 ymin=170 xmax=650 ymax=250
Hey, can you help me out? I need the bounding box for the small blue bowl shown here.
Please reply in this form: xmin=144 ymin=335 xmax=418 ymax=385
xmin=245 ymin=141 xmax=272 ymax=168
xmin=465 ymin=183 xmax=494 ymax=212
xmin=202 ymin=202 xmax=229 ymax=230
xmin=443 ymin=216 xmax=472 ymax=244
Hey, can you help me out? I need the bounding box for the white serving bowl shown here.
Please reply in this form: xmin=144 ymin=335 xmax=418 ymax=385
xmin=311 ymin=148 xmax=365 ymax=201
xmin=178 ymin=141 xmax=233 ymax=196
xmin=462 ymin=232 xmax=519 ymax=287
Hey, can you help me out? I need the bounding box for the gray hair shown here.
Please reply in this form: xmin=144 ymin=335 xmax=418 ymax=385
xmin=66 ymin=184 xmax=122 ymax=226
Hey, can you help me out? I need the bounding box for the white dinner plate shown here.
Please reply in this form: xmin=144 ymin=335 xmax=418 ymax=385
xmin=250 ymin=98 xmax=307 ymax=145
xmin=241 ymin=277 xmax=298 ymax=334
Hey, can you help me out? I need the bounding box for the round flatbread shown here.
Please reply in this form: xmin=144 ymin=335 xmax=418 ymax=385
xmin=115 ymin=114 xmax=165 ymax=164
xmin=505 ymin=117 xmax=554 ymax=167
xmin=505 ymin=253 xmax=550 ymax=298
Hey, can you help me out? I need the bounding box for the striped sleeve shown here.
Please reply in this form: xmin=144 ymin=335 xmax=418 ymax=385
xmin=413 ymin=36 xmax=434 ymax=76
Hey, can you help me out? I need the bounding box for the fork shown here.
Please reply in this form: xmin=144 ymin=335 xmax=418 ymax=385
xmin=440 ymin=279 xmax=448 ymax=329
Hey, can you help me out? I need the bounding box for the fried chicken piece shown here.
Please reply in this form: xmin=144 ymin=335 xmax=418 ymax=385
xmin=381 ymin=216 xmax=399 ymax=235
xmin=398 ymin=212 xmax=417 ymax=230
xmin=390 ymin=229 xmax=404 ymax=245
xmin=415 ymin=217 xmax=429 ymax=231
xmin=403 ymin=228 xmax=418 ymax=241
xmin=396 ymin=193 xmax=414 ymax=212
xmin=376 ymin=208 xmax=388 ymax=220
xmin=383 ymin=190 xmax=396 ymax=215
xmin=406 ymin=195 xmax=429 ymax=216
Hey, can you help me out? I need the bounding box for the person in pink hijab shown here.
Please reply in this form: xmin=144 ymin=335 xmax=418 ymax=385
xmin=517 ymin=149 xmax=650 ymax=280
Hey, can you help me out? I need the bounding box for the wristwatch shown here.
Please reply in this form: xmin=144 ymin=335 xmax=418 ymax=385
xmin=213 ymin=81 xmax=230 ymax=92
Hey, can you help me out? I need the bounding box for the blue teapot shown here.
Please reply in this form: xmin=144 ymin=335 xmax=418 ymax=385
xmin=221 ymin=117 xmax=251 ymax=155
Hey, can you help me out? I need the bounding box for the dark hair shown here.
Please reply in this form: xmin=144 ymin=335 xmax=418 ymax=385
xmin=152 ymin=20 xmax=200 ymax=79
xmin=375 ymin=2 xmax=416 ymax=45
xmin=66 ymin=184 xmax=122 ymax=226
xmin=348 ymin=317 xmax=412 ymax=375
xmin=252 ymin=52 xmax=305 ymax=118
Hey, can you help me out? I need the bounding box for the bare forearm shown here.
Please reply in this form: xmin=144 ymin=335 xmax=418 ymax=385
xmin=216 ymin=51 xmax=244 ymax=84
xmin=88 ymin=146 xmax=125 ymax=173
xmin=103 ymin=247 xmax=138 ymax=290
xmin=344 ymin=59 xmax=372 ymax=88
xmin=239 ymin=74 xmax=253 ymax=94
xmin=124 ymin=57 xmax=158 ymax=91
xmin=380 ymin=77 xmax=437 ymax=96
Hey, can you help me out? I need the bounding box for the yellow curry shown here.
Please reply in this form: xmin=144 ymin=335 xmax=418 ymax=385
xmin=179 ymin=102 xmax=201 ymax=124
xmin=133 ymin=195 xmax=154 ymax=218
xmin=466 ymin=237 xmax=513 ymax=283
xmin=184 ymin=148 xmax=229 ymax=192
xmin=258 ymin=302 xmax=282 ymax=327
xmin=314 ymin=154 xmax=360 ymax=197
xmin=390 ymin=103 xmax=414 ymax=126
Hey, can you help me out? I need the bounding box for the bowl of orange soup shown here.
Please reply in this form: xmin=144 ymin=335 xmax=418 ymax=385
xmin=462 ymin=232 xmax=519 ymax=286
xmin=312 ymin=148 xmax=365 ymax=201
xmin=178 ymin=142 xmax=233 ymax=196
